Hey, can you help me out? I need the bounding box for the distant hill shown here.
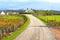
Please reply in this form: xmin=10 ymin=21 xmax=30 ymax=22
xmin=50 ymin=10 xmax=60 ymax=14
xmin=0 ymin=10 xmax=25 ymax=14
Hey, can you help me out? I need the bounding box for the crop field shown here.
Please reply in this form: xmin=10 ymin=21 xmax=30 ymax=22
xmin=0 ymin=14 xmax=26 ymax=40
xmin=37 ymin=15 xmax=60 ymax=27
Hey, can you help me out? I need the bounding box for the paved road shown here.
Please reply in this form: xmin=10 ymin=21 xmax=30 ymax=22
xmin=14 ymin=14 xmax=56 ymax=40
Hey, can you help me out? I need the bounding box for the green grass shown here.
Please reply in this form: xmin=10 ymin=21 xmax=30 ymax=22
xmin=37 ymin=15 xmax=60 ymax=26
xmin=37 ymin=15 xmax=60 ymax=22
xmin=3 ymin=15 xmax=30 ymax=40
xmin=0 ymin=15 xmax=23 ymax=19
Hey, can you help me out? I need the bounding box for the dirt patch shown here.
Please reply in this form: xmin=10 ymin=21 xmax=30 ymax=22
xmin=49 ymin=28 xmax=60 ymax=40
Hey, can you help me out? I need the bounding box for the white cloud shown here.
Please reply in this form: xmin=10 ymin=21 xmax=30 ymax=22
xmin=12 ymin=0 xmax=29 ymax=2
xmin=36 ymin=0 xmax=60 ymax=3
xmin=0 ymin=0 xmax=30 ymax=2
xmin=45 ymin=0 xmax=60 ymax=3
xmin=0 ymin=0 xmax=60 ymax=3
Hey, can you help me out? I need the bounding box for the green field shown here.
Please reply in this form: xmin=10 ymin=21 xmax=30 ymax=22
xmin=0 ymin=14 xmax=30 ymax=40
xmin=37 ymin=15 xmax=60 ymax=22
xmin=0 ymin=15 xmax=23 ymax=19
xmin=3 ymin=15 xmax=30 ymax=40
xmin=37 ymin=15 xmax=60 ymax=27
xmin=0 ymin=14 xmax=25 ymax=27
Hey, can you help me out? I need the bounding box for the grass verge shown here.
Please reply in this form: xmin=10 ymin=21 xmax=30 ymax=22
xmin=3 ymin=15 xmax=30 ymax=40
xmin=37 ymin=17 xmax=49 ymax=26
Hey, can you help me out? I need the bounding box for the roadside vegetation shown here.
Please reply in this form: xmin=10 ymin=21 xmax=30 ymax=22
xmin=0 ymin=14 xmax=30 ymax=40
xmin=32 ymin=10 xmax=60 ymax=28
xmin=37 ymin=16 xmax=60 ymax=27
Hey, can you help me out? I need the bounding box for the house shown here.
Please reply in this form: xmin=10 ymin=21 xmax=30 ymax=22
xmin=0 ymin=11 xmax=5 ymax=15
xmin=0 ymin=10 xmax=25 ymax=15
xmin=25 ymin=8 xmax=34 ymax=13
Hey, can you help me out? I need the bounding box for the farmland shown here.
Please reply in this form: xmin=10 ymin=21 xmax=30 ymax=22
xmin=32 ymin=10 xmax=60 ymax=27
xmin=0 ymin=15 xmax=26 ymax=27
xmin=0 ymin=14 xmax=28 ymax=40
xmin=37 ymin=15 xmax=60 ymax=27
xmin=37 ymin=15 xmax=60 ymax=22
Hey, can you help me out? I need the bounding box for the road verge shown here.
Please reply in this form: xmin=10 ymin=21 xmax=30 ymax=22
xmin=3 ymin=15 xmax=30 ymax=40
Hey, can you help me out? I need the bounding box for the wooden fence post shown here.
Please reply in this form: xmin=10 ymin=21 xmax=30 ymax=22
xmin=0 ymin=30 xmax=2 ymax=40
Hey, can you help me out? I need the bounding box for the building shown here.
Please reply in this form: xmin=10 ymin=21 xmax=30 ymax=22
xmin=0 ymin=10 xmax=25 ymax=15
xmin=25 ymin=8 xmax=34 ymax=13
xmin=0 ymin=11 xmax=5 ymax=15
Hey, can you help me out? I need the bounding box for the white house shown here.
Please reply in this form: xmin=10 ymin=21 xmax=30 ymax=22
xmin=25 ymin=8 xmax=34 ymax=13
xmin=6 ymin=12 xmax=19 ymax=15
xmin=0 ymin=11 xmax=5 ymax=15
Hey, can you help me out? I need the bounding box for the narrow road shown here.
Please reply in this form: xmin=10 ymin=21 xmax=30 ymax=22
xmin=14 ymin=14 xmax=56 ymax=40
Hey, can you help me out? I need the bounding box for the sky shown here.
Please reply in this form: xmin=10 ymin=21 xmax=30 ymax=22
xmin=0 ymin=0 xmax=60 ymax=10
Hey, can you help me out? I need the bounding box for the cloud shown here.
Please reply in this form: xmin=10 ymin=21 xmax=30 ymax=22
xmin=12 ymin=0 xmax=29 ymax=2
xmin=36 ymin=0 xmax=60 ymax=3
xmin=0 ymin=0 xmax=30 ymax=2
xmin=0 ymin=0 xmax=60 ymax=3
xmin=45 ymin=0 xmax=60 ymax=3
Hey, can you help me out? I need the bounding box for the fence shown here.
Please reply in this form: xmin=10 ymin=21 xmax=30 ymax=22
xmin=0 ymin=24 xmax=20 ymax=40
xmin=44 ymin=17 xmax=60 ymax=29
xmin=38 ymin=16 xmax=60 ymax=29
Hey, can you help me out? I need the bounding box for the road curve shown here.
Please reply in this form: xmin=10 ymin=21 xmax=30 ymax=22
xmin=14 ymin=14 xmax=56 ymax=40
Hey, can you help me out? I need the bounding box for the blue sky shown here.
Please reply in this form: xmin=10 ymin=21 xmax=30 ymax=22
xmin=0 ymin=0 xmax=60 ymax=10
